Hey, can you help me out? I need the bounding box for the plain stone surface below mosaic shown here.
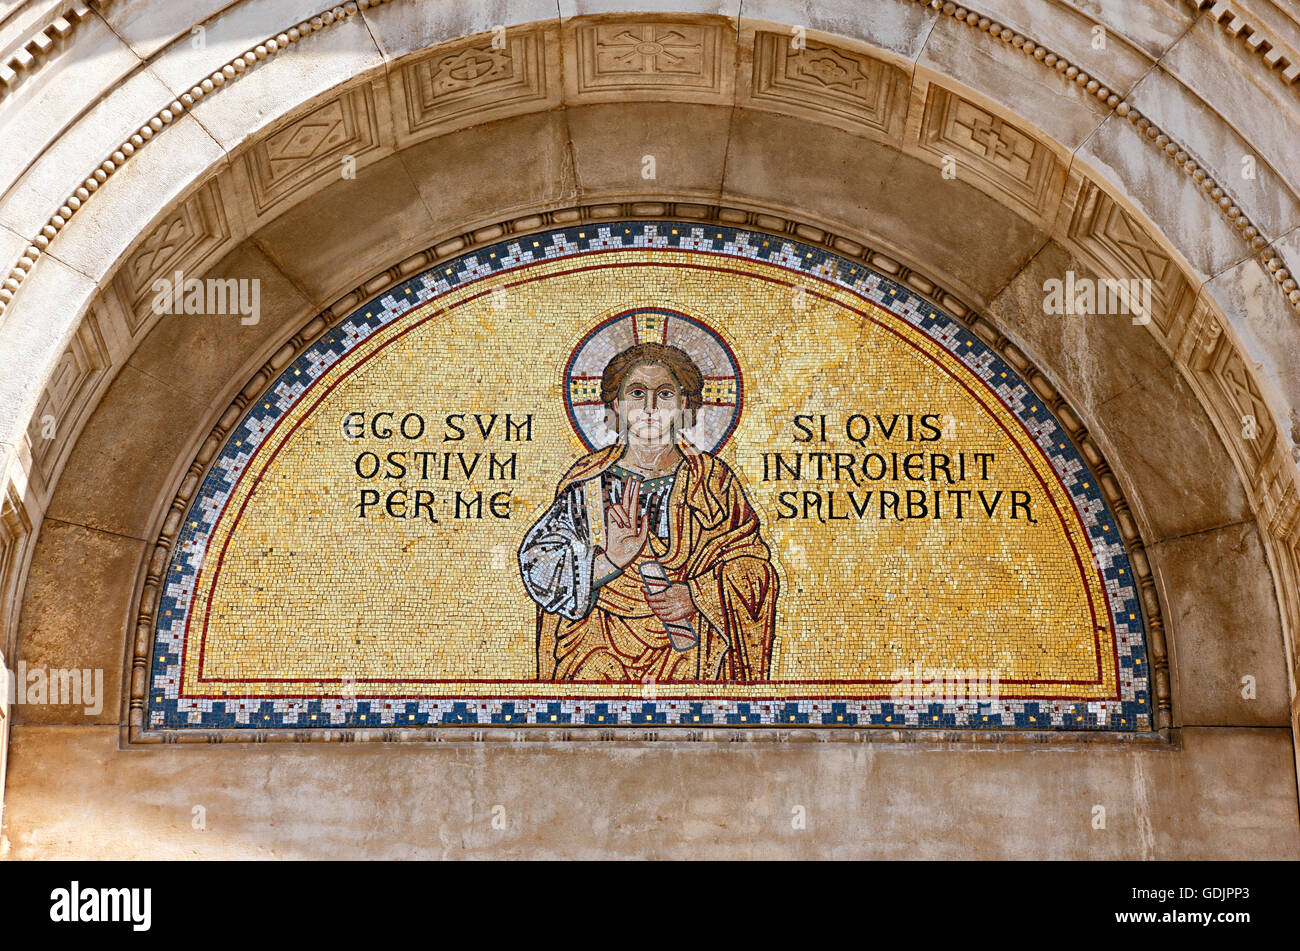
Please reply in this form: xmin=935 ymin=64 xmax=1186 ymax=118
xmin=145 ymin=222 xmax=1150 ymax=734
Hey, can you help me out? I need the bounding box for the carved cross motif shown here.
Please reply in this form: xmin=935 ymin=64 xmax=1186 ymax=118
xmin=791 ymin=46 xmax=870 ymax=91
xmin=403 ymin=31 xmax=546 ymax=135
xmin=1101 ymin=203 xmax=1172 ymax=283
xmin=750 ymin=33 xmax=900 ymax=135
xmin=1220 ymin=355 xmax=1271 ymax=436
xmin=956 ymin=107 xmax=1033 ymax=180
xmin=594 ymin=25 xmax=703 ymax=76
xmin=114 ymin=184 xmax=229 ymax=325
xmin=430 ymin=46 xmax=513 ymax=96
xmin=130 ymin=216 xmax=189 ymax=283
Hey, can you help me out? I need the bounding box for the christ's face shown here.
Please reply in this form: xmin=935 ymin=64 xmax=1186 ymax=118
xmin=615 ymin=362 xmax=682 ymax=447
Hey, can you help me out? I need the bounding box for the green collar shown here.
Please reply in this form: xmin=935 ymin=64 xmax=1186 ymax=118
xmin=609 ymin=463 xmax=677 ymax=487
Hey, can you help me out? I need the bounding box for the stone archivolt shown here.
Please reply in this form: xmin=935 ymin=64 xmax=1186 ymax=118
xmin=3 ymin=2 xmax=1296 ymax=321
xmin=1188 ymin=0 xmax=1300 ymax=87
xmin=0 ymin=2 xmax=1295 ymax=767
xmin=0 ymin=1 xmax=98 ymax=100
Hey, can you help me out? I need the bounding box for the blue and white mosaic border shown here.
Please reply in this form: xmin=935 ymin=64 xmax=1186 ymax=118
xmin=147 ymin=222 xmax=1152 ymax=733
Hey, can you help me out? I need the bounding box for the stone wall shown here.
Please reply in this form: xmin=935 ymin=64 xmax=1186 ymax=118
xmin=0 ymin=0 xmax=1297 ymax=856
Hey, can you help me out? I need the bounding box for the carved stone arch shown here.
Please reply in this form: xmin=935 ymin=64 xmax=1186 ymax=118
xmin=2 ymin=6 xmax=1295 ymax=514
xmin=1 ymin=0 xmax=1297 ymax=856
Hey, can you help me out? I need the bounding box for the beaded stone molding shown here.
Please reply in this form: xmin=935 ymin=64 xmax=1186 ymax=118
xmin=1 ymin=0 xmax=1298 ymax=328
xmin=0 ymin=0 xmax=394 ymax=317
xmin=908 ymin=0 xmax=1300 ymax=312
xmin=125 ymin=201 xmax=1171 ymax=744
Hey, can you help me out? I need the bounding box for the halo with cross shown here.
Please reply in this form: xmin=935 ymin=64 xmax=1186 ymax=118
xmin=563 ymin=307 xmax=744 ymax=454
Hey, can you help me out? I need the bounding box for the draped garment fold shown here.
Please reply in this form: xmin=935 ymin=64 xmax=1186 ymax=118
xmin=519 ymin=439 xmax=778 ymax=682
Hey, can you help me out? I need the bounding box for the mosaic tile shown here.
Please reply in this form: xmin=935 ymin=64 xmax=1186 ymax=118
xmin=146 ymin=222 xmax=1151 ymax=732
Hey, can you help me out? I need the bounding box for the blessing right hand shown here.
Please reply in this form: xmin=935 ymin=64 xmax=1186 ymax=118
xmin=603 ymin=474 xmax=649 ymax=568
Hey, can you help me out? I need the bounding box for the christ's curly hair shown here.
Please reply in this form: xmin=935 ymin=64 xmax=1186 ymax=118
xmin=600 ymin=342 xmax=704 ymax=412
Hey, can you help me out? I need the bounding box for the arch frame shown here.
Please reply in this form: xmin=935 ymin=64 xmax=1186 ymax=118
xmin=0 ymin=1 xmax=1289 ymax=780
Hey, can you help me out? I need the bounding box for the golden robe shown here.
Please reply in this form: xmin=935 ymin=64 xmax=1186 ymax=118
xmin=523 ymin=439 xmax=778 ymax=682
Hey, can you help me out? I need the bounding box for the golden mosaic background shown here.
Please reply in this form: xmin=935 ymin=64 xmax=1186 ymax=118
xmin=185 ymin=248 xmax=1116 ymax=700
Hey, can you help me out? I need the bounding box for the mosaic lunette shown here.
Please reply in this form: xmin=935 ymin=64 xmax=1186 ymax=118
xmin=146 ymin=222 xmax=1150 ymax=732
